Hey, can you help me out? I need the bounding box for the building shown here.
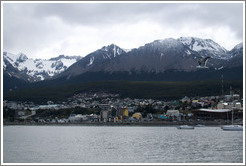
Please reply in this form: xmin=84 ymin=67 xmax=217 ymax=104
xmin=15 ymin=110 xmax=25 ymax=116
xmin=116 ymin=107 xmax=129 ymax=121
xmin=6 ymin=101 xmax=18 ymax=110
xmin=234 ymin=102 xmax=242 ymax=109
xmin=166 ymin=110 xmax=180 ymax=121
xmin=192 ymin=108 xmax=231 ymax=121
xmin=111 ymin=107 xmax=117 ymax=117
xmin=100 ymin=110 xmax=110 ymax=122
xmin=166 ymin=110 xmax=179 ymax=117
xmin=217 ymin=102 xmax=242 ymax=110
xmin=132 ymin=113 xmax=142 ymax=120
xmin=181 ymin=96 xmax=191 ymax=103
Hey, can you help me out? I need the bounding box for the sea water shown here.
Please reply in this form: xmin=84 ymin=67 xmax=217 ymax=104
xmin=3 ymin=125 xmax=243 ymax=163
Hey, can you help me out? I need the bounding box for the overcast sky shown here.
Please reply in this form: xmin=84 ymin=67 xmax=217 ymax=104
xmin=3 ymin=2 xmax=244 ymax=59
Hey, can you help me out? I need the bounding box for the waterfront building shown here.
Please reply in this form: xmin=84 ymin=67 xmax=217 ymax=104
xmin=166 ymin=110 xmax=179 ymax=117
xmin=166 ymin=110 xmax=180 ymax=121
xmin=100 ymin=110 xmax=110 ymax=122
xmin=192 ymin=108 xmax=243 ymax=122
xmin=217 ymin=102 xmax=242 ymax=110
xmin=192 ymin=109 xmax=231 ymax=121
xmin=132 ymin=113 xmax=142 ymax=120
xmin=234 ymin=102 xmax=242 ymax=109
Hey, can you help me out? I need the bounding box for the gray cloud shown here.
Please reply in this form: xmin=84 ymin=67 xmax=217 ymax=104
xmin=3 ymin=2 xmax=243 ymax=59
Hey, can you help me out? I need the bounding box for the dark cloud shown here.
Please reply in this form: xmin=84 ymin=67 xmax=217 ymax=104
xmin=2 ymin=2 xmax=243 ymax=59
xmin=30 ymin=3 xmax=243 ymax=32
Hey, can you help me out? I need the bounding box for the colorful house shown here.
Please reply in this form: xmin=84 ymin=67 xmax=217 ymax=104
xmin=132 ymin=113 xmax=142 ymax=120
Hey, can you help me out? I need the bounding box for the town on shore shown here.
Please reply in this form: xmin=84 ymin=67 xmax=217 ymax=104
xmin=3 ymin=87 xmax=243 ymax=126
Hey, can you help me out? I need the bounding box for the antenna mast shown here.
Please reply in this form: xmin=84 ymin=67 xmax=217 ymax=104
xmin=221 ymin=72 xmax=224 ymax=96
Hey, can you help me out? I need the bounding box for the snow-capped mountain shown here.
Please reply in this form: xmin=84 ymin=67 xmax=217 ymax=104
xmin=228 ymin=42 xmax=243 ymax=58
xmin=58 ymin=44 xmax=126 ymax=77
xmin=178 ymin=37 xmax=230 ymax=59
xmin=224 ymin=42 xmax=243 ymax=68
xmin=60 ymin=38 xmax=200 ymax=79
xmin=59 ymin=37 xmax=242 ymax=80
xmin=3 ymin=37 xmax=243 ymax=85
xmin=102 ymin=38 xmax=200 ymax=73
xmin=3 ymin=52 xmax=82 ymax=82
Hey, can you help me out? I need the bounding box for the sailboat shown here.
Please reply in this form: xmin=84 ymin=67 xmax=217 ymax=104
xmin=221 ymin=110 xmax=243 ymax=131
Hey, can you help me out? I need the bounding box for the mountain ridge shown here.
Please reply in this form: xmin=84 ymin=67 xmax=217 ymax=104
xmin=57 ymin=37 xmax=242 ymax=80
xmin=3 ymin=37 xmax=243 ymax=92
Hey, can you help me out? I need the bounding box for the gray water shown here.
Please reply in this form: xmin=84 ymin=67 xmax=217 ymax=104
xmin=3 ymin=126 xmax=243 ymax=163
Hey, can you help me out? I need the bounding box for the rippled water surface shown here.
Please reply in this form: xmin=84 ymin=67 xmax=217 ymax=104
xmin=3 ymin=126 xmax=243 ymax=163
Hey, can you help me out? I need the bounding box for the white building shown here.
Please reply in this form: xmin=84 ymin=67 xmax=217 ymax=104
xmin=166 ymin=110 xmax=180 ymax=117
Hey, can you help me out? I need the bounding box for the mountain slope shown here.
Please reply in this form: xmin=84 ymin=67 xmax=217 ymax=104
xmin=225 ymin=42 xmax=243 ymax=68
xmin=58 ymin=37 xmax=240 ymax=81
xmin=102 ymin=38 xmax=201 ymax=73
xmin=58 ymin=44 xmax=126 ymax=78
xmin=58 ymin=38 xmax=201 ymax=80
xmin=3 ymin=72 xmax=30 ymax=91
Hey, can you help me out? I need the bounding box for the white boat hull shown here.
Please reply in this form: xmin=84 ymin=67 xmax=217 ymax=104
xmin=221 ymin=125 xmax=243 ymax=131
xmin=177 ymin=125 xmax=195 ymax=129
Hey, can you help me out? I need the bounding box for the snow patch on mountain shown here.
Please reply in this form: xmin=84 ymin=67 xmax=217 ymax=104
xmin=178 ymin=37 xmax=227 ymax=52
xmin=185 ymin=50 xmax=191 ymax=55
xmin=123 ymin=48 xmax=133 ymax=53
xmin=87 ymin=56 xmax=94 ymax=66
xmin=178 ymin=37 xmax=230 ymax=59
xmin=152 ymin=38 xmax=181 ymax=48
xmin=3 ymin=52 xmax=82 ymax=81
xmin=3 ymin=59 xmax=6 ymax=69
xmin=99 ymin=44 xmax=126 ymax=59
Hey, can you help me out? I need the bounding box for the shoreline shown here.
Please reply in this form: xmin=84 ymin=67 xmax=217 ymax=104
xmin=3 ymin=121 xmax=242 ymax=126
